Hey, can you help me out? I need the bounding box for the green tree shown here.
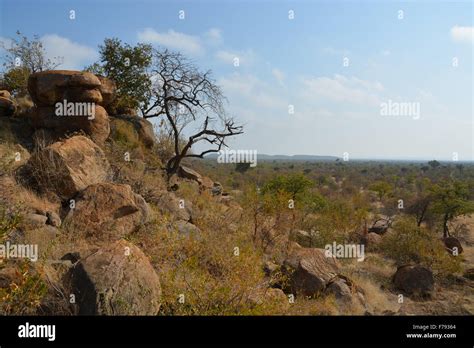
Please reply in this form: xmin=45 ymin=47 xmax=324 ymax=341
xmin=428 ymin=160 xmax=441 ymax=169
xmin=0 ymin=31 xmax=62 ymax=96
xmin=429 ymin=180 xmax=474 ymax=238
xmin=85 ymin=38 xmax=153 ymax=114
xmin=369 ymin=180 xmax=393 ymax=201
xmin=1 ymin=66 xmax=30 ymax=96
xmin=262 ymin=173 xmax=313 ymax=200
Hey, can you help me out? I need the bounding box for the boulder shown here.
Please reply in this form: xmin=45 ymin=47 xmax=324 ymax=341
xmin=178 ymin=165 xmax=202 ymax=182
xmin=0 ymin=90 xmax=11 ymax=99
xmin=393 ymin=265 xmax=434 ymax=296
xmin=63 ymin=183 xmax=150 ymax=241
xmin=0 ymin=142 xmax=30 ymax=171
xmin=362 ymin=232 xmax=382 ymax=250
xmin=368 ymin=217 xmax=391 ymax=234
xmin=289 ymin=230 xmax=313 ymax=248
xmin=20 ymin=213 xmax=47 ymax=230
xmin=282 ymin=247 xmax=340 ymax=297
xmin=70 ymin=240 xmax=161 ymax=315
xmin=28 ymin=70 xmax=102 ymax=106
xmin=177 ymin=165 xmax=218 ymax=191
xmin=0 ymin=263 xmax=22 ymax=288
xmin=263 ymin=261 xmax=279 ymax=276
xmin=31 ymin=104 xmax=110 ymax=144
xmin=8 ymin=225 xmax=58 ymax=256
xmin=443 ymin=236 xmax=463 ymax=255
xmin=148 ymin=190 xmax=192 ymax=222
xmin=46 ymin=211 xmax=61 ymax=227
xmin=169 ymin=220 xmax=201 ymax=236
xmin=464 ymin=268 xmax=474 ymax=280
xmin=265 ymin=288 xmax=288 ymax=303
xmin=199 ymin=176 xmax=214 ymax=190
xmin=325 ymin=277 xmax=353 ymax=303
xmin=211 ymin=182 xmax=223 ymax=196
xmin=25 ymin=136 xmax=110 ymax=199
xmin=0 ymin=96 xmax=16 ymax=117
xmin=111 ymin=114 xmax=156 ymax=148
xmin=97 ymin=76 xmax=116 ymax=106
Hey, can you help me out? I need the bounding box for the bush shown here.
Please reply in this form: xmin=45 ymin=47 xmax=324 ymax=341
xmin=380 ymin=216 xmax=462 ymax=276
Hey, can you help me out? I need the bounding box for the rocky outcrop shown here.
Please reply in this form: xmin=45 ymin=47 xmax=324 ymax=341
xmin=0 ymin=95 xmax=16 ymax=117
xmin=96 ymin=76 xmax=116 ymax=107
xmin=31 ymin=104 xmax=110 ymax=144
xmin=27 ymin=70 xmax=111 ymax=144
xmin=148 ymin=190 xmax=192 ymax=222
xmin=393 ymin=265 xmax=434 ymax=296
xmin=0 ymin=90 xmax=11 ymax=99
xmin=110 ymin=114 xmax=156 ymax=148
xmin=361 ymin=232 xmax=382 ymax=250
xmin=9 ymin=225 xmax=59 ymax=255
xmin=169 ymin=220 xmax=201 ymax=236
xmin=28 ymin=70 xmax=102 ymax=106
xmin=70 ymin=240 xmax=161 ymax=315
xmin=289 ymin=229 xmax=314 ymax=248
xmin=282 ymin=246 xmax=340 ymax=297
xmin=368 ymin=216 xmax=392 ymax=234
xmin=63 ymin=183 xmax=150 ymax=241
xmin=24 ymin=136 xmax=110 ymax=200
xmin=443 ymin=236 xmax=463 ymax=255
xmin=178 ymin=165 xmax=218 ymax=193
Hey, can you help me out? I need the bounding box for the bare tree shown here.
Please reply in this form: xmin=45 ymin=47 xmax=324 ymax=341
xmin=144 ymin=49 xmax=243 ymax=176
xmin=1 ymin=31 xmax=62 ymax=73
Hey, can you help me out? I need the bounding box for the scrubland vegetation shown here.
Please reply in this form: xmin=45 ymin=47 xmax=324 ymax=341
xmin=0 ymin=32 xmax=473 ymax=316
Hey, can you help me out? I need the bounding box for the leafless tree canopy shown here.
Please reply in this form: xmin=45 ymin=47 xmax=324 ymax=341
xmin=144 ymin=49 xmax=243 ymax=175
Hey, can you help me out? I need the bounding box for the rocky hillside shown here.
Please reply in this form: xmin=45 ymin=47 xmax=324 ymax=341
xmin=0 ymin=70 xmax=473 ymax=316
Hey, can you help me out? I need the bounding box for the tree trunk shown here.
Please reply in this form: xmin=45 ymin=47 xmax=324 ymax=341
xmin=443 ymin=213 xmax=450 ymax=238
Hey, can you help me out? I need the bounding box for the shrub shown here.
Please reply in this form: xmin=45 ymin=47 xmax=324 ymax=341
xmin=0 ymin=261 xmax=48 ymax=315
xmin=380 ymin=216 xmax=462 ymax=276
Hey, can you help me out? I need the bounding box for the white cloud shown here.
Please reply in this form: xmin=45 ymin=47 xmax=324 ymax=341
xmin=215 ymin=49 xmax=255 ymax=66
xmin=219 ymin=72 xmax=287 ymax=111
xmin=272 ymin=68 xmax=285 ymax=86
xmin=451 ymin=25 xmax=474 ymax=43
xmin=137 ymin=28 xmax=204 ymax=55
xmin=40 ymin=34 xmax=98 ymax=70
xmin=204 ymin=28 xmax=222 ymax=45
xmin=301 ymin=74 xmax=384 ymax=106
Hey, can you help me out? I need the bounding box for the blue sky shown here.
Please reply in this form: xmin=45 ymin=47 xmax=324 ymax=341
xmin=1 ymin=0 xmax=473 ymax=160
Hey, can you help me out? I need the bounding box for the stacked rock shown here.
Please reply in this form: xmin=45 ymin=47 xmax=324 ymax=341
xmin=27 ymin=70 xmax=116 ymax=145
xmin=0 ymin=90 xmax=16 ymax=117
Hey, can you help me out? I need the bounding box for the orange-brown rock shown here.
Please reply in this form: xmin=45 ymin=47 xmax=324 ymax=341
xmin=71 ymin=240 xmax=161 ymax=315
xmin=63 ymin=183 xmax=150 ymax=241
xmin=28 ymin=70 xmax=102 ymax=106
xmin=25 ymin=135 xmax=110 ymax=199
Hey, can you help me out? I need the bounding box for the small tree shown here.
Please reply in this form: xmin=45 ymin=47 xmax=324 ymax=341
xmin=0 ymin=31 xmax=62 ymax=96
xmin=369 ymin=180 xmax=392 ymax=201
xmin=85 ymin=38 xmax=153 ymax=114
xmin=428 ymin=160 xmax=441 ymax=169
xmin=262 ymin=173 xmax=313 ymax=200
xmin=430 ymin=180 xmax=474 ymax=238
xmin=144 ymin=49 xmax=243 ymax=176
xmin=406 ymin=178 xmax=434 ymax=227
